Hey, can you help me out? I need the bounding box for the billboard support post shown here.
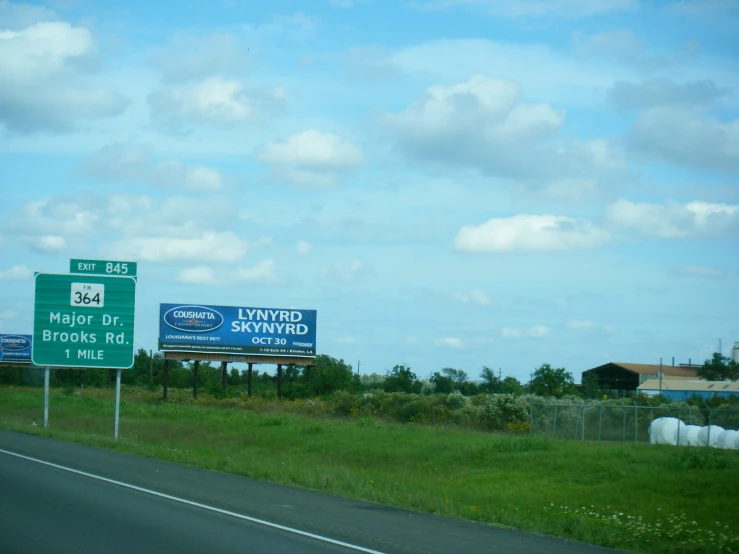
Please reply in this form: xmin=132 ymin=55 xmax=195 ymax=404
xmin=114 ymin=369 xmax=121 ymax=439
xmin=277 ymin=364 xmax=283 ymax=399
xmin=221 ymin=361 xmax=227 ymax=389
xmin=247 ymin=363 xmax=253 ymax=397
xmin=43 ymin=367 xmax=49 ymax=428
xmin=193 ymin=360 xmax=199 ymax=399
xmin=163 ymin=359 xmax=169 ymax=400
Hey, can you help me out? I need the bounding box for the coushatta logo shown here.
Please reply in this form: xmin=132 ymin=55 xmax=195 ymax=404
xmin=164 ymin=306 xmax=224 ymax=333
xmin=1 ymin=335 xmax=31 ymax=351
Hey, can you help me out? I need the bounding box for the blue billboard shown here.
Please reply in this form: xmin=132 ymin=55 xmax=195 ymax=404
xmin=158 ymin=304 xmax=317 ymax=357
xmin=0 ymin=334 xmax=32 ymax=364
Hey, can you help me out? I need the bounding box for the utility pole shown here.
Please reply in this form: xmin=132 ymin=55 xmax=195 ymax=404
xmin=149 ymin=349 xmax=153 ymax=384
xmin=719 ymin=338 xmax=722 ymax=355
xmin=659 ymin=357 xmax=663 ymax=395
xmin=498 ymin=368 xmax=502 ymax=380
xmin=357 ymin=360 xmax=360 ymax=377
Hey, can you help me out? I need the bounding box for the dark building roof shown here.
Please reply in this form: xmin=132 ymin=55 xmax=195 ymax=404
xmin=584 ymin=362 xmax=698 ymax=378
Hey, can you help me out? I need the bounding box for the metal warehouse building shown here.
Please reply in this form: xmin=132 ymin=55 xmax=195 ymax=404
xmin=638 ymin=379 xmax=739 ymax=401
xmin=582 ymin=362 xmax=698 ymax=398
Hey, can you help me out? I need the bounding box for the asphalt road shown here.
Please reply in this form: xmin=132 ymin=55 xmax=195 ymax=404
xmin=0 ymin=430 xmax=623 ymax=554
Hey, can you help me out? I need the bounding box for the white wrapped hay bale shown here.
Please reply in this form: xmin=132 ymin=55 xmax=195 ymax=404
xmin=697 ymin=425 xmax=725 ymax=448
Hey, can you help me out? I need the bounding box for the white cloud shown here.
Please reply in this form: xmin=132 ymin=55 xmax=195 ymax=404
xmin=237 ymin=259 xmax=277 ymax=284
xmin=606 ymin=199 xmax=739 ymax=238
xmin=336 ymin=336 xmax=356 ymax=344
xmin=296 ymin=240 xmax=312 ymax=256
xmin=501 ymin=326 xmax=550 ymax=339
xmin=382 ymin=74 xmax=616 ymax=183
xmin=27 ymin=235 xmax=67 ymax=252
xmin=112 ymin=232 xmax=250 ymax=262
xmin=177 ymin=266 xmax=218 ymax=285
xmin=148 ymin=77 xmax=285 ymax=133
xmin=0 ymin=265 xmax=32 ymax=281
xmin=415 ymin=0 xmax=638 ymax=17
xmin=452 ymin=290 xmax=491 ymax=306
xmin=455 ymin=214 xmax=609 ymax=252
xmin=609 ymin=79 xmax=728 ymax=111
xmin=572 ymin=29 xmax=644 ymax=61
xmin=79 ymin=144 xmax=224 ymax=192
xmin=436 ymin=337 xmax=463 ymax=348
xmin=0 ymin=22 xmax=94 ymax=85
xmin=257 ymin=130 xmax=363 ymax=186
xmin=0 ymin=21 xmax=129 ymax=132
xmin=628 ymin=107 xmax=739 ymax=171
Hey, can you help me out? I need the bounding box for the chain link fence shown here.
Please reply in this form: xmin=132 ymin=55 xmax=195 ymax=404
xmin=530 ymin=401 xmax=739 ymax=444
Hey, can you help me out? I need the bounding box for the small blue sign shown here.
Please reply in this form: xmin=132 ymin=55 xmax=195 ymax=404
xmin=158 ymin=304 xmax=317 ymax=357
xmin=0 ymin=334 xmax=32 ymax=363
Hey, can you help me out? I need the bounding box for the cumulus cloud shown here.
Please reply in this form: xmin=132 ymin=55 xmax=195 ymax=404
xmin=501 ymin=326 xmax=550 ymax=339
xmin=415 ymin=0 xmax=638 ymax=17
xmin=0 ymin=265 xmax=32 ymax=281
xmin=452 ymin=290 xmax=491 ymax=306
xmin=0 ymin=21 xmax=129 ymax=132
xmin=0 ymin=2 xmax=59 ymax=29
xmin=609 ymin=79 xmax=728 ymax=111
xmin=79 ymin=144 xmax=224 ymax=192
xmin=455 ymin=214 xmax=609 ymax=252
xmin=177 ymin=265 xmax=218 ymax=285
xmin=628 ymin=107 xmax=739 ymax=171
xmin=148 ymin=77 xmax=285 ymax=133
xmin=257 ymin=130 xmax=363 ymax=186
xmin=605 ymin=199 xmax=739 ymax=238
xmin=436 ymin=337 xmax=463 ymax=348
xmin=237 ymin=259 xmax=277 ymax=284
xmin=382 ymin=75 xmax=617 ymax=183
xmin=336 ymin=336 xmax=356 ymax=344
xmin=112 ymin=232 xmax=250 ymax=263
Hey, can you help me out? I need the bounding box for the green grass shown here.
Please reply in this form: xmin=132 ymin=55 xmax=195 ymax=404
xmin=1 ymin=386 xmax=738 ymax=554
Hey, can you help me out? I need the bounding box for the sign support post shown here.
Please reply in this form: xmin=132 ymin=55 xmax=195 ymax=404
xmin=114 ymin=369 xmax=121 ymax=439
xmin=43 ymin=367 xmax=49 ymax=428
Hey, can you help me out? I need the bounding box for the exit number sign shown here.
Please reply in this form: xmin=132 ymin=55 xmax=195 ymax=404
xmin=70 ymin=259 xmax=137 ymax=277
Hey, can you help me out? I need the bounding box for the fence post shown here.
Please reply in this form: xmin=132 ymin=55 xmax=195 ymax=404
xmin=582 ymin=405 xmax=586 ymax=441
xmin=707 ymin=405 xmax=712 ymax=446
xmin=622 ymin=403 xmax=627 ymax=443
xmin=677 ymin=406 xmax=682 ymax=446
xmin=552 ymin=405 xmax=558 ymax=438
xmin=634 ymin=403 xmax=638 ymax=444
xmin=529 ymin=403 xmax=534 ymax=435
xmin=598 ymin=404 xmax=603 ymax=441
xmin=574 ymin=405 xmax=580 ymax=440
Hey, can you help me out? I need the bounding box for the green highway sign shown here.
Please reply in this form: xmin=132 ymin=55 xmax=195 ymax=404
xmin=32 ymin=273 xmax=136 ymax=369
xmin=70 ymin=259 xmax=137 ymax=277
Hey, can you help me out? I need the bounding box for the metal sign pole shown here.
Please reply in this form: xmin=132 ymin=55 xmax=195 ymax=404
xmin=114 ymin=369 xmax=122 ymax=439
xmin=43 ymin=367 xmax=50 ymax=428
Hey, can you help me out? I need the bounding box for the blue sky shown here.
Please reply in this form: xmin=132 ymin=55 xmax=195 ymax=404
xmin=1 ymin=0 xmax=737 ymax=383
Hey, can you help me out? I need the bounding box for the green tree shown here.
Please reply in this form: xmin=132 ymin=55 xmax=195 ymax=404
xmin=499 ymin=376 xmax=524 ymax=396
xmin=580 ymin=371 xmax=603 ymax=399
xmin=430 ymin=372 xmax=455 ymax=394
xmin=698 ymin=352 xmax=739 ymax=381
xmin=528 ymin=363 xmax=576 ymax=398
xmin=383 ymin=364 xmax=421 ymax=394
xmin=304 ymin=354 xmax=355 ymax=396
xmin=479 ymin=366 xmax=501 ymax=393
xmin=442 ymin=367 xmax=469 ymax=390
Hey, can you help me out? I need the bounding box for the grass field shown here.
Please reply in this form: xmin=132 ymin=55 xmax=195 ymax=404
xmin=1 ymin=386 xmax=737 ymax=554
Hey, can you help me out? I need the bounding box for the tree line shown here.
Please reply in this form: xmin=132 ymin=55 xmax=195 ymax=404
xmin=2 ymin=350 xmax=735 ymax=399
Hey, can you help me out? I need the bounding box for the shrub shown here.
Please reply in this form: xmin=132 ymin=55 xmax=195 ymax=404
xmin=478 ymin=394 xmax=530 ymax=431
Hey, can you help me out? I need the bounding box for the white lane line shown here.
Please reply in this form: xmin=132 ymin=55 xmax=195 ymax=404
xmin=0 ymin=448 xmax=386 ymax=554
